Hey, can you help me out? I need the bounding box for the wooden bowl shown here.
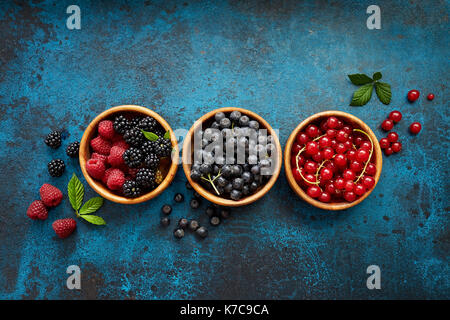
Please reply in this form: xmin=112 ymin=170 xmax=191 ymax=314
xmin=284 ymin=110 xmax=382 ymax=210
xmin=79 ymin=105 xmax=179 ymax=204
xmin=182 ymin=107 xmax=282 ymax=207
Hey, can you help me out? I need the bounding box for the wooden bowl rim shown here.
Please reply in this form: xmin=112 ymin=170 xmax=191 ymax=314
xmin=79 ymin=105 xmax=179 ymax=204
xmin=284 ymin=110 xmax=382 ymax=211
xmin=182 ymin=107 xmax=282 ymax=207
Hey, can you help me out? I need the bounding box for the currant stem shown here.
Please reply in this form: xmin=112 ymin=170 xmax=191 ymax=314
xmin=353 ymin=128 xmax=374 ymax=183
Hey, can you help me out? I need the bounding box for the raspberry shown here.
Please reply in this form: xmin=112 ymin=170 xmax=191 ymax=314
xmin=112 ymin=139 xmax=129 ymax=150
xmin=90 ymin=136 xmax=112 ymax=155
xmin=48 ymin=159 xmax=65 ymax=177
xmin=26 ymin=200 xmax=48 ymax=220
xmin=44 ymin=131 xmax=61 ymax=149
xmin=98 ymin=120 xmax=115 ymax=140
xmin=52 ymin=218 xmax=76 ymax=239
xmin=91 ymin=152 xmax=107 ymax=162
xmin=106 ymin=168 xmax=125 ymax=190
xmin=86 ymin=158 xmax=106 ymax=180
xmin=107 ymin=146 xmax=126 ymax=167
xmin=102 ymin=168 xmax=115 ymax=185
xmin=39 ymin=184 xmax=63 ymax=207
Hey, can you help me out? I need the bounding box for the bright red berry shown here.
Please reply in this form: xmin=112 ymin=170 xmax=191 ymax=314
xmin=26 ymin=200 xmax=48 ymax=220
xmin=344 ymin=180 xmax=354 ymax=192
xmin=326 ymin=129 xmax=337 ymax=138
xmin=389 ymin=110 xmax=402 ymax=123
xmin=326 ymin=116 xmax=339 ymax=129
xmin=427 ymin=93 xmax=434 ymax=101
xmin=347 ymin=149 xmax=357 ymax=161
xmin=387 ymin=132 xmax=398 ymax=143
xmin=319 ymin=136 xmax=332 ymax=148
xmin=305 ymin=141 xmax=319 ymax=155
xmin=350 ymin=160 xmax=362 ymax=173
xmin=365 ymin=163 xmax=376 ymax=176
xmin=356 ymin=148 xmax=370 ymax=162
xmin=409 ymin=122 xmax=422 ymax=134
xmin=391 ymin=141 xmax=402 ymax=153
xmin=106 ymin=168 xmax=125 ymax=190
xmin=86 ymin=158 xmax=106 ymax=180
xmin=381 ymin=119 xmax=394 ymax=131
xmin=292 ymin=168 xmax=302 ymax=182
xmin=322 ymin=147 xmax=334 ymax=160
xmin=296 ymin=133 xmax=309 ymax=145
xmin=107 ymin=146 xmax=126 ymax=167
xmin=39 ymin=184 xmax=63 ymax=207
xmin=91 ymin=152 xmax=107 ymax=162
xmin=360 ymin=141 xmax=372 ymax=151
xmin=98 ymin=120 xmax=115 ymax=140
xmin=354 ymin=184 xmax=366 ymax=196
xmin=304 ymin=161 xmax=318 ymax=174
xmin=384 ymin=147 xmax=394 ymax=156
xmin=320 ymin=168 xmax=333 ymax=181
xmin=344 ymin=191 xmax=356 ymax=202
xmin=318 ymin=192 xmax=331 ymax=203
xmin=312 ymin=151 xmax=323 ymax=162
xmin=334 ymin=154 xmax=347 ymax=167
xmin=307 ymin=186 xmax=321 ymax=198
xmin=335 ymin=143 xmax=347 ymax=154
xmin=90 ymin=136 xmax=112 ymax=155
xmin=354 ymin=136 xmax=363 ymax=146
xmin=342 ymin=125 xmax=352 ymax=135
xmin=325 ymin=182 xmax=336 ymax=195
xmin=407 ymin=89 xmax=420 ymax=102
xmin=362 ymin=176 xmax=375 ymax=189
xmin=52 ymin=218 xmax=76 ymax=239
xmin=305 ymin=125 xmax=320 ymax=138
xmin=379 ymin=138 xmax=390 ymax=149
xmin=112 ymin=139 xmax=129 ymax=150
xmin=292 ymin=143 xmax=302 ymax=154
xmin=336 ymin=130 xmax=349 ymax=142
xmin=343 ymin=169 xmax=356 ymax=181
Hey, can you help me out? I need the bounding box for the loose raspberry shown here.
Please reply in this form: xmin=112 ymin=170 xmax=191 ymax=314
xmin=26 ymin=200 xmax=48 ymax=220
xmin=91 ymin=152 xmax=107 ymax=162
xmin=86 ymin=158 xmax=106 ymax=180
xmin=90 ymin=136 xmax=112 ymax=155
xmin=39 ymin=184 xmax=63 ymax=207
xmin=98 ymin=120 xmax=115 ymax=140
xmin=106 ymin=168 xmax=125 ymax=190
xmin=107 ymin=146 xmax=126 ymax=167
xmin=52 ymin=218 xmax=76 ymax=239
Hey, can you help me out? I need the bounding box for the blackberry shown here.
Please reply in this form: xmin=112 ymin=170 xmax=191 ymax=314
xmin=123 ymin=128 xmax=145 ymax=147
xmin=123 ymin=180 xmax=142 ymax=198
xmin=154 ymin=137 xmax=172 ymax=157
xmin=66 ymin=141 xmax=79 ymax=158
xmin=136 ymin=168 xmax=156 ymax=188
xmin=113 ymin=115 xmax=130 ymax=134
xmin=138 ymin=116 xmax=157 ymax=132
xmin=144 ymin=153 xmax=159 ymax=170
xmin=122 ymin=147 xmax=143 ymax=168
xmin=48 ymin=159 xmax=65 ymax=177
xmin=45 ymin=131 xmax=61 ymax=149
xmin=141 ymin=141 xmax=156 ymax=155
xmin=129 ymin=117 xmax=142 ymax=129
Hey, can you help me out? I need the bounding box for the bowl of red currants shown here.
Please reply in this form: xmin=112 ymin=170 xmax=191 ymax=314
xmin=284 ymin=111 xmax=382 ymax=210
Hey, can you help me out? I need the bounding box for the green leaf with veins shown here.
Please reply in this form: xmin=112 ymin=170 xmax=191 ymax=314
xmin=68 ymin=173 xmax=84 ymax=211
xmin=79 ymin=197 xmax=104 ymax=215
xmin=375 ymin=82 xmax=392 ymax=105
xmin=350 ymin=83 xmax=373 ymax=106
xmin=348 ymin=73 xmax=373 ymax=85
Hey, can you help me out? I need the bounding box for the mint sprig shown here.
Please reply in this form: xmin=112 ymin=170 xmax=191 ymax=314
xmin=67 ymin=174 xmax=106 ymax=226
xmin=348 ymin=72 xmax=391 ymax=106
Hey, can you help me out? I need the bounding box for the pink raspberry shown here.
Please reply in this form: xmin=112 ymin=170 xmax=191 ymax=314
xmin=106 ymin=169 xmax=125 ymax=190
xmin=39 ymin=184 xmax=63 ymax=207
xmin=107 ymin=146 xmax=126 ymax=167
xmin=102 ymin=168 xmax=115 ymax=185
xmin=91 ymin=152 xmax=107 ymax=162
xmin=112 ymin=139 xmax=129 ymax=150
xmin=98 ymin=120 xmax=115 ymax=140
xmin=86 ymin=158 xmax=106 ymax=180
xmin=26 ymin=200 xmax=48 ymax=220
xmin=90 ymin=136 xmax=112 ymax=155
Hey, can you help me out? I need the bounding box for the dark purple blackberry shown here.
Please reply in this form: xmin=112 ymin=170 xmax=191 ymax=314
xmin=123 ymin=128 xmax=145 ymax=147
xmin=129 ymin=117 xmax=142 ymax=129
xmin=138 ymin=116 xmax=157 ymax=132
xmin=122 ymin=147 xmax=143 ymax=168
xmin=123 ymin=180 xmax=142 ymax=198
xmin=144 ymin=153 xmax=159 ymax=170
xmin=154 ymin=137 xmax=172 ymax=157
xmin=141 ymin=140 xmax=156 ymax=155
xmin=136 ymin=168 xmax=156 ymax=188
xmin=48 ymin=159 xmax=65 ymax=177
xmin=113 ymin=115 xmax=131 ymax=134
xmin=44 ymin=131 xmax=61 ymax=149
xmin=66 ymin=141 xmax=79 ymax=158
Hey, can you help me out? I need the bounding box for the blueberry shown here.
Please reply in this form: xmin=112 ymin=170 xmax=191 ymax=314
xmin=193 ymin=191 xmax=201 ymax=199
xmin=190 ymin=170 xmax=201 ymax=182
xmin=174 ymin=228 xmax=185 ymax=239
xmin=250 ymin=181 xmax=259 ymax=191
xmin=160 ymin=217 xmax=170 ymax=227
xmin=266 ymin=143 xmax=276 ymax=155
xmin=232 ymin=178 xmax=244 ymax=190
xmin=205 ymin=206 xmax=216 ymax=218
xmin=230 ymin=189 xmax=242 ymax=200
xmin=210 ymin=216 xmax=221 ymax=226
xmin=161 ymin=204 xmax=172 ymax=215
xmin=185 ymin=181 xmax=193 ymax=190
xmin=224 ymin=183 xmax=233 ymax=193
xmin=221 ymin=165 xmax=232 ymax=178
xmin=190 ymin=198 xmax=200 ymax=209
xmin=178 ymin=218 xmax=189 ymax=229
xmin=242 ymin=171 xmax=253 ymax=184
xmin=217 ymin=176 xmax=228 ymax=187
xmin=220 ymin=208 xmax=230 ymax=219
xmin=196 ymin=226 xmax=208 ymax=238
xmin=211 ymin=121 xmax=220 ymax=129
xmin=231 ymin=165 xmax=242 ymax=177
xmin=249 ymin=120 xmax=259 ymax=130
xmin=257 ymin=135 xmax=267 ymax=144
xmin=174 ymin=193 xmax=184 ymax=203
xmin=260 ymin=159 xmax=270 ymax=167
xmin=213 ymin=165 xmax=220 ymax=175
xmin=188 ymin=220 xmax=199 ymax=231
xmin=215 ymin=112 xmax=226 ymax=122
xmin=230 ymin=111 xmax=241 ymax=122
xmin=200 ymin=164 xmax=212 ymax=174
xmin=248 ymin=154 xmax=258 ymax=164
xmin=242 ymin=185 xmax=250 ymax=195
xmin=251 ymin=165 xmax=260 ymax=175
xmin=220 ymin=117 xmax=231 ymax=128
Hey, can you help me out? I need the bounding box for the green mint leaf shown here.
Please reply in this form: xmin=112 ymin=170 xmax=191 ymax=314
xmin=141 ymin=129 xmax=159 ymax=141
xmin=80 ymin=214 xmax=106 ymax=225
xmin=68 ymin=173 xmax=84 ymax=211
xmin=350 ymin=83 xmax=373 ymax=106
xmin=375 ymin=82 xmax=392 ymax=105
xmin=163 ymin=130 xmax=170 ymax=140
xmin=373 ymin=72 xmax=382 ymax=81
xmin=348 ymin=74 xmax=373 ymax=85
xmin=79 ymin=197 xmax=104 ymax=215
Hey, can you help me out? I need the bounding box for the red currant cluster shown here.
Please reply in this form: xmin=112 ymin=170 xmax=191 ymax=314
xmin=380 ymin=111 xmax=403 ymax=156
xmin=291 ymin=116 xmax=376 ymax=203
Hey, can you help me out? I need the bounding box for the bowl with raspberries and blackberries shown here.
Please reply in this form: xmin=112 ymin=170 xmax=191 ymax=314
xmin=182 ymin=107 xmax=282 ymax=207
xmin=284 ymin=111 xmax=382 ymax=210
xmin=79 ymin=105 xmax=178 ymax=204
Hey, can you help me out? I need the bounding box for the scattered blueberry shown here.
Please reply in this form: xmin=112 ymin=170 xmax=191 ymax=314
xmin=196 ymin=226 xmax=208 ymax=238
xmin=174 ymin=228 xmax=184 ymax=239
xmin=188 ymin=220 xmax=199 ymax=231
xmin=205 ymin=206 xmax=216 ymax=218
xmin=174 ymin=193 xmax=184 ymax=203
xmin=190 ymin=198 xmax=200 ymax=209
xmin=178 ymin=218 xmax=189 ymax=229
xmin=161 ymin=204 xmax=172 ymax=215
xmin=210 ymin=216 xmax=221 ymax=226
xmin=160 ymin=217 xmax=170 ymax=227
xmin=220 ymin=208 xmax=230 ymax=219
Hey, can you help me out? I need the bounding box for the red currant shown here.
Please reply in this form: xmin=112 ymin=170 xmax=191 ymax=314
xmin=305 ymin=141 xmax=319 ymax=155
xmin=312 ymin=151 xmax=323 ymax=162
xmin=354 ymin=184 xmax=366 ymax=196
xmin=407 ymin=89 xmax=420 ymax=102
xmin=307 ymin=186 xmax=321 ymax=198
xmin=334 ymin=177 xmax=345 ymax=190
xmin=344 ymin=140 xmax=353 ymax=150
xmin=292 ymin=168 xmax=302 ymax=182
xmin=336 ymin=120 xmax=344 ymax=129
xmin=304 ymin=160 xmax=318 ymax=174
xmin=336 ymin=130 xmax=349 ymax=142
xmin=356 ymin=148 xmax=370 ymax=162
xmin=427 ymin=93 xmax=434 ymax=101
xmin=391 ymin=141 xmax=402 ymax=153
xmin=379 ymin=138 xmax=390 ymax=149
xmin=325 ymin=161 xmax=337 ymax=173
xmin=354 ymin=136 xmax=363 ymax=146
xmin=409 ymin=122 xmax=422 ymax=134
xmin=344 ymin=191 xmax=356 ymax=202
xmin=297 ymin=155 xmax=305 ymax=166
xmin=320 ymin=167 xmax=333 ymax=181
xmin=365 ymin=163 xmax=376 ymax=176
xmin=384 ymin=147 xmax=393 ymax=156
xmin=326 ymin=129 xmax=337 ymax=138
xmin=381 ymin=119 xmax=394 ymax=131
xmin=362 ymin=176 xmax=375 ymax=189
xmin=350 ymin=160 xmax=362 ymax=173
xmin=347 ymin=149 xmax=357 ymax=161
xmin=306 ymin=125 xmax=320 ymax=138
xmin=319 ymin=120 xmax=328 ymax=132
xmin=296 ymin=133 xmax=309 ymax=145
xmin=342 ymin=125 xmax=352 ymax=135
xmin=318 ymin=192 xmax=331 ymax=203
xmin=325 ymin=182 xmax=336 ymax=195
xmin=389 ymin=110 xmax=402 ymax=123
xmin=343 ymin=169 xmax=356 ymax=181
xmin=319 ymin=136 xmax=332 ymax=148
xmin=334 ymin=154 xmax=347 ymax=167
xmin=360 ymin=141 xmax=372 ymax=151
xmin=304 ymin=173 xmax=317 ymax=185
xmin=344 ymin=180 xmax=354 ymax=192
xmin=327 ymin=116 xmax=339 ymax=129
xmin=335 ymin=143 xmax=347 ymax=154
xmin=322 ymin=147 xmax=334 ymax=160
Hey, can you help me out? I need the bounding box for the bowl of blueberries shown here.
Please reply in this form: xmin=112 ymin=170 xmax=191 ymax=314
xmin=182 ymin=107 xmax=282 ymax=207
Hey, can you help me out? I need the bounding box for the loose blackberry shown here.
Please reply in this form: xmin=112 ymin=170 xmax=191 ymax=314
xmin=123 ymin=128 xmax=145 ymax=147
xmin=66 ymin=141 xmax=79 ymax=158
xmin=154 ymin=137 xmax=172 ymax=157
xmin=45 ymin=131 xmax=61 ymax=149
xmin=122 ymin=147 xmax=143 ymax=168
xmin=123 ymin=180 xmax=142 ymax=198
xmin=138 ymin=116 xmax=157 ymax=132
xmin=141 ymin=141 xmax=156 ymax=155
xmin=113 ymin=115 xmax=130 ymax=134
xmin=48 ymin=159 xmax=65 ymax=177
xmin=144 ymin=153 xmax=159 ymax=170
xmin=136 ymin=168 xmax=156 ymax=188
